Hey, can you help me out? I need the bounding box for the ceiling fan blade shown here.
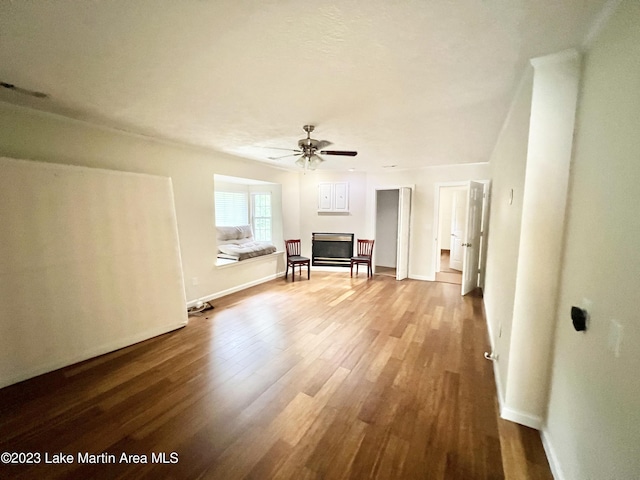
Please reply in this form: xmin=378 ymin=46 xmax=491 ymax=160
xmin=268 ymin=153 xmax=300 ymax=160
xmin=319 ymin=150 xmax=358 ymax=157
xmin=260 ymin=146 xmax=303 ymax=152
xmin=316 ymin=140 xmax=333 ymax=150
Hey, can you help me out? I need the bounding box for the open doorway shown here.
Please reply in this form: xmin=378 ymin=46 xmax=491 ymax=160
xmin=435 ymin=186 xmax=466 ymax=285
xmin=374 ymin=187 xmax=412 ymax=280
xmin=375 ymin=190 xmax=399 ymax=277
xmin=434 ymin=181 xmax=488 ymax=294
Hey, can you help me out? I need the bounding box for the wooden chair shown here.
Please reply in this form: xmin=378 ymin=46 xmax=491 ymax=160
xmin=285 ymin=239 xmax=310 ymax=282
xmin=350 ymin=239 xmax=375 ymax=277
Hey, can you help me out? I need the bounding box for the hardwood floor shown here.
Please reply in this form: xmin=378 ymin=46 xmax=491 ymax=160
xmin=0 ymin=273 xmax=552 ymax=480
xmin=435 ymin=250 xmax=462 ymax=285
xmin=374 ymin=266 xmax=396 ymax=278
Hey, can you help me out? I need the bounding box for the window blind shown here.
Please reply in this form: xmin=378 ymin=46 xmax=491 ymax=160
xmin=215 ymin=191 xmax=248 ymax=226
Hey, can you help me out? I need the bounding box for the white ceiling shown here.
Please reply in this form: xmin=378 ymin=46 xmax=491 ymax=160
xmin=0 ymin=0 xmax=608 ymax=172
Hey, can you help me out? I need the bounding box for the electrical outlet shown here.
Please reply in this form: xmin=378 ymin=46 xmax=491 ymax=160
xmin=498 ymin=323 xmax=502 ymax=338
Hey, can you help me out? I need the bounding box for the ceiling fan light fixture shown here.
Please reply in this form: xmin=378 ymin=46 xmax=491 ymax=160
xmin=263 ymin=125 xmax=357 ymax=171
xmin=309 ymin=158 xmax=322 ymax=171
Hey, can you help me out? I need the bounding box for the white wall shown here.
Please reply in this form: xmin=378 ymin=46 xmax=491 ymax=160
xmin=0 ymin=102 xmax=299 ymax=305
xmin=544 ymin=2 xmax=640 ymax=478
xmin=483 ymin=49 xmax=581 ymax=430
xmin=505 ymin=50 xmax=581 ymax=428
xmin=366 ymin=164 xmax=490 ymax=280
xmin=298 ymin=171 xmax=368 ymax=261
xmin=483 ymin=67 xmax=533 ymax=406
xmin=375 ymin=189 xmax=399 ymax=268
xmin=0 ymin=157 xmax=187 ymax=388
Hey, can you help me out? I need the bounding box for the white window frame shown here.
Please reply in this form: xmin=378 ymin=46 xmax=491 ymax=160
xmin=251 ymin=192 xmax=272 ymax=242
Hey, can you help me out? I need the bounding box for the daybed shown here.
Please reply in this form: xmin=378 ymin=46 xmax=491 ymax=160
xmin=216 ymin=225 xmax=276 ymax=261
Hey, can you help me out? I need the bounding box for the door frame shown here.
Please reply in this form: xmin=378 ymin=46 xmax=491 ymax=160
xmin=433 ymin=182 xmax=468 ymax=278
xmin=372 ymin=184 xmax=415 ymax=279
xmin=432 ymin=180 xmax=490 ymax=288
xmin=461 ymin=181 xmax=485 ymax=295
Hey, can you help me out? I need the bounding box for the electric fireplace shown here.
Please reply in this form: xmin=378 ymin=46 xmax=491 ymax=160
xmin=311 ymin=233 xmax=354 ymax=267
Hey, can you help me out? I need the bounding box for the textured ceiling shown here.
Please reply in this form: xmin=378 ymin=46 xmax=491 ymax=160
xmin=0 ymin=0 xmax=608 ymax=171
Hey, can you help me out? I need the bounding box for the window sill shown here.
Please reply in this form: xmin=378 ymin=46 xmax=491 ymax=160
xmin=215 ymin=251 xmax=284 ymax=269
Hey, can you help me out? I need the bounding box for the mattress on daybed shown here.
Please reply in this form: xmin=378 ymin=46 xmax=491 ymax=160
xmin=216 ymin=225 xmax=276 ymax=261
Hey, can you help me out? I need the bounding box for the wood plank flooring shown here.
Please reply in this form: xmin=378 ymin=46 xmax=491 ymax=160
xmin=0 ymin=273 xmax=552 ymax=479
xmin=435 ymin=250 xmax=462 ymax=285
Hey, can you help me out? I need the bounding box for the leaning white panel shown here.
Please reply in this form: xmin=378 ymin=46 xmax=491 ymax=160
xmin=0 ymin=157 xmax=188 ymax=388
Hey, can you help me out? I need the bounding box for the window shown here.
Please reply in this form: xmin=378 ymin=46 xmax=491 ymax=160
xmin=251 ymin=192 xmax=272 ymax=241
xmin=213 ymin=175 xmax=282 ymax=266
xmin=214 ymin=190 xmax=272 ymax=242
xmin=215 ymin=191 xmax=248 ymax=226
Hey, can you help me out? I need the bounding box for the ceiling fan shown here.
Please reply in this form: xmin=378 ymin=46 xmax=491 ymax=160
xmin=266 ymin=125 xmax=357 ymax=170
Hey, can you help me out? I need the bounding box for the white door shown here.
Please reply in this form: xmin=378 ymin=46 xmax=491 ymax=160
xmin=449 ymin=189 xmax=466 ymax=271
xmin=317 ymin=183 xmax=333 ymax=211
xmin=461 ymin=181 xmax=484 ymax=295
xmin=396 ymin=187 xmax=411 ymax=280
xmin=333 ymin=182 xmax=349 ymax=211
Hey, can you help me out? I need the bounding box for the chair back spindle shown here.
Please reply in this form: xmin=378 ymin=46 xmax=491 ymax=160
xmin=357 ymin=239 xmax=374 ymax=257
xmin=285 ymin=239 xmax=301 ymax=257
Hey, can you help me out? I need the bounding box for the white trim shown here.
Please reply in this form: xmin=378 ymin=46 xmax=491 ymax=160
xmin=408 ymin=274 xmax=433 ymax=281
xmin=530 ymin=49 xmax=580 ymax=68
xmin=187 ymin=272 xmax=284 ymax=307
xmin=0 ymin=321 xmax=187 ymax=389
xmin=500 ymin=406 xmax=543 ymax=430
xmin=372 ymin=184 xmax=416 ymax=281
xmin=493 ymin=360 xmax=505 ymax=414
xmin=483 ymin=304 xmax=506 ymax=412
xmin=541 ymin=429 xmax=565 ymax=480
xmin=215 ymin=250 xmax=283 ymax=268
xmin=432 ymin=181 xmax=468 ymax=281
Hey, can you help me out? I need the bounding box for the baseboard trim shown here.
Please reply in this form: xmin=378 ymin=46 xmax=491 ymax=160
xmin=408 ymin=274 xmax=434 ymax=281
xmin=541 ymin=429 xmax=565 ymax=480
xmin=481 ymin=299 xmax=505 ymax=412
xmin=501 ymin=406 xmax=543 ymax=430
xmin=187 ymin=272 xmax=285 ymax=307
